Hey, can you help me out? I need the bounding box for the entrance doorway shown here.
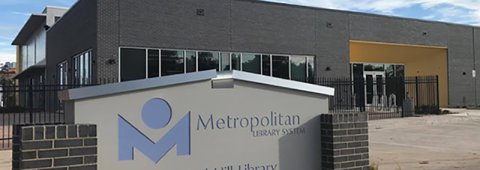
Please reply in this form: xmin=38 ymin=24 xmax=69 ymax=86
xmin=350 ymin=40 xmax=448 ymax=107
xmin=364 ymin=71 xmax=385 ymax=107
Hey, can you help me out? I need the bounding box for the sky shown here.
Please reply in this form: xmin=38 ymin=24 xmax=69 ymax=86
xmin=1 ymin=0 xmax=480 ymax=64
xmin=0 ymin=0 xmax=76 ymax=64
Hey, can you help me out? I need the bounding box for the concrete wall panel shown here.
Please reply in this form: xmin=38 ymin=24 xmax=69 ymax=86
xmin=74 ymin=80 xmax=328 ymax=170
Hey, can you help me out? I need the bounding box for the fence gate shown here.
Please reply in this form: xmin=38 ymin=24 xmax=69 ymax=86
xmin=0 ymin=84 xmax=67 ymax=149
xmin=316 ymin=75 xmax=440 ymax=120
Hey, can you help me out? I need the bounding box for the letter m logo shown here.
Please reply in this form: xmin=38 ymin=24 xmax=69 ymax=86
xmin=118 ymin=98 xmax=191 ymax=163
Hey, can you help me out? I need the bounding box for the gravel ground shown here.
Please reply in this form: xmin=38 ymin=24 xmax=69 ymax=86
xmin=370 ymin=109 xmax=480 ymax=170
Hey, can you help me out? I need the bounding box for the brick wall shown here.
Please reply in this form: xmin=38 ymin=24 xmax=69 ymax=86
xmin=96 ymin=0 xmax=120 ymax=82
xmin=320 ymin=113 xmax=369 ymax=170
xmin=12 ymin=124 xmax=97 ymax=170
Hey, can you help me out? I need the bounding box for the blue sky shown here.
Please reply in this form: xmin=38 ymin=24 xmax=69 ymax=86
xmin=0 ymin=0 xmax=76 ymax=64
xmin=1 ymin=0 xmax=480 ymax=64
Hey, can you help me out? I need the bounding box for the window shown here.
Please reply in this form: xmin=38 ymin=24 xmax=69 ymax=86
xmin=364 ymin=64 xmax=384 ymax=71
xmin=21 ymin=28 xmax=48 ymax=71
xmin=147 ymin=50 xmax=160 ymax=78
xmin=291 ymin=56 xmax=307 ymax=82
xmin=161 ymin=50 xmax=185 ymax=76
xmin=272 ymin=55 xmax=289 ymax=79
xmin=72 ymin=50 xmax=93 ymax=85
xmin=120 ymin=48 xmax=146 ymax=82
xmin=55 ymin=16 xmax=61 ymax=23
xmin=385 ymin=64 xmax=395 ymax=78
xmin=262 ymin=55 xmax=271 ymax=76
xmin=220 ymin=52 xmax=231 ymax=71
xmin=72 ymin=56 xmax=78 ymax=84
xmin=22 ymin=45 xmax=28 ymax=71
xmin=395 ymin=65 xmax=405 ymax=77
xmin=57 ymin=61 xmax=68 ymax=85
xmin=27 ymin=38 xmax=35 ymax=68
xmin=198 ymin=51 xmax=219 ymax=71
xmin=231 ymin=53 xmax=241 ymax=71
xmin=352 ymin=64 xmax=364 ymax=79
xmin=306 ymin=56 xmax=315 ymax=83
xmin=186 ymin=51 xmax=197 ymax=73
xmin=35 ymin=30 xmax=46 ymax=62
xmin=119 ymin=47 xmax=315 ymax=83
xmin=241 ymin=53 xmax=261 ymax=74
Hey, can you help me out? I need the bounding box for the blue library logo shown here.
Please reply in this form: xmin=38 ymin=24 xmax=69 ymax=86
xmin=118 ymin=98 xmax=191 ymax=163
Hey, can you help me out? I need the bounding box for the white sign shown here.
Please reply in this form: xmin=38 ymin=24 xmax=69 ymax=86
xmin=72 ymin=73 xmax=330 ymax=170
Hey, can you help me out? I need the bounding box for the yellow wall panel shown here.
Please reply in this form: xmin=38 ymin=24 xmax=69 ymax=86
xmin=350 ymin=41 xmax=449 ymax=107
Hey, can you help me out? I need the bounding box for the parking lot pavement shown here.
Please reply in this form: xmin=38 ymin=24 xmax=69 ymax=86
xmin=369 ymin=109 xmax=480 ymax=170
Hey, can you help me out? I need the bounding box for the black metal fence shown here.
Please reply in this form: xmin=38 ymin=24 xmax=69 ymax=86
xmin=0 ymin=84 xmax=67 ymax=149
xmin=0 ymin=75 xmax=438 ymax=148
xmin=315 ymin=75 xmax=440 ymax=120
xmin=0 ymin=79 xmax=116 ymax=150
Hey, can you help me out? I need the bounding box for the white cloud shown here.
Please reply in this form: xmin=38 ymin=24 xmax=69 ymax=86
xmin=264 ymin=0 xmax=480 ymax=25
xmin=0 ymin=51 xmax=16 ymax=63
xmin=11 ymin=12 xmax=31 ymax=16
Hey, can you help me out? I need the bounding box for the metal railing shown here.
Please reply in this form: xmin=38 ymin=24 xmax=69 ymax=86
xmin=0 ymin=78 xmax=116 ymax=149
xmin=314 ymin=75 xmax=440 ymax=120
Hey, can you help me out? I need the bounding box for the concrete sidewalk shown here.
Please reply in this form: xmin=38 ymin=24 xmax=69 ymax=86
xmin=0 ymin=150 xmax=10 ymax=170
xmin=370 ymin=109 xmax=480 ymax=170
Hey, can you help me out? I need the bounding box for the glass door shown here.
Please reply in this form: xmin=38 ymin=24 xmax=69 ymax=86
xmin=364 ymin=71 xmax=386 ymax=106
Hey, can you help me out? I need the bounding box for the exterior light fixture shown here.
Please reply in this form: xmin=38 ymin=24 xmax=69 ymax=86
xmin=107 ymin=59 xmax=116 ymax=65
xmin=326 ymin=22 xmax=333 ymax=28
xmin=196 ymin=9 xmax=205 ymax=16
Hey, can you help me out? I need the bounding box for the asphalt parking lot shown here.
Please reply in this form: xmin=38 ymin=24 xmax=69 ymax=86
xmin=369 ymin=109 xmax=480 ymax=170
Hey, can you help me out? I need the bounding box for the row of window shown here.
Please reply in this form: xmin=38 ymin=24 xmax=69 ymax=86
xmin=21 ymin=27 xmax=46 ymax=71
xmin=72 ymin=50 xmax=92 ymax=84
xmin=57 ymin=50 xmax=93 ymax=85
xmin=351 ymin=63 xmax=405 ymax=78
xmin=120 ymin=48 xmax=315 ymax=82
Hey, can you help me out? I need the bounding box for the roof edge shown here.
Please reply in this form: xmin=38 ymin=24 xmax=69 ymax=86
xmin=11 ymin=14 xmax=46 ymax=45
xmin=252 ymin=0 xmax=480 ymax=29
xmin=214 ymin=71 xmax=335 ymax=96
xmin=63 ymin=70 xmax=334 ymax=101
xmin=63 ymin=70 xmax=218 ymax=101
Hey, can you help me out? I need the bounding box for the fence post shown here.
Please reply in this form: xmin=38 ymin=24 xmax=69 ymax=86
xmin=360 ymin=77 xmax=365 ymax=112
xmin=28 ymin=85 xmax=33 ymax=124
xmin=436 ymin=75 xmax=440 ymax=113
xmin=415 ymin=76 xmax=419 ymax=112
